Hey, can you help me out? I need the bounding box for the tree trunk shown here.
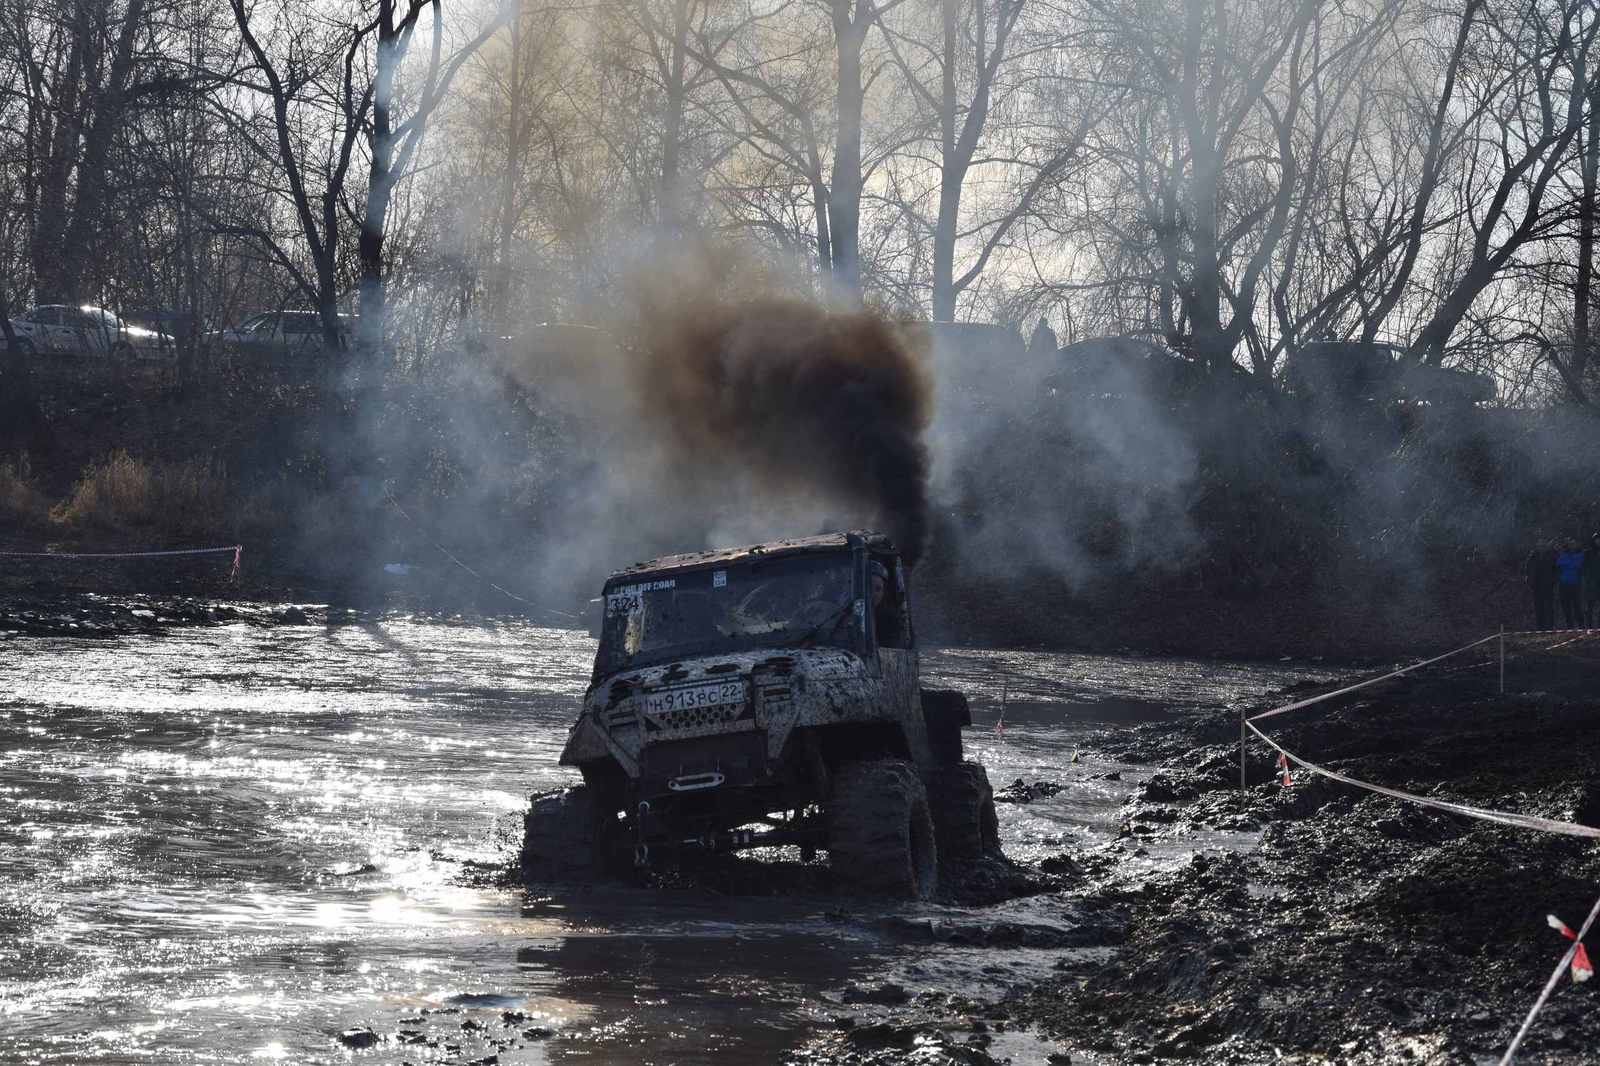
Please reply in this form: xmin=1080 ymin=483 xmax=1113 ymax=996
xmin=357 ymin=0 xmax=401 ymax=365
xmin=492 ymin=12 xmax=525 ymax=333
xmin=812 ymin=177 xmax=833 ymax=274
xmin=32 ymin=2 xmax=89 ymax=300
xmin=0 ymin=284 xmax=38 ymax=450
xmin=829 ymin=7 xmax=866 ymax=301
xmin=1180 ymin=0 xmax=1226 ymax=372
xmin=930 ymin=0 xmax=959 ymax=322
xmin=55 ymin=0 xmax=150 ymax=303
xmin=1572 ymin=76 xmax=1600 ymax=404
xmin=660 ymin=0 xmax=690 ymax=230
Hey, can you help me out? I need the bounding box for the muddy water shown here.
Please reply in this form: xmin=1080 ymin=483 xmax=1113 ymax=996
xmin=0 ymin=618 xmax=1333 ymax=1064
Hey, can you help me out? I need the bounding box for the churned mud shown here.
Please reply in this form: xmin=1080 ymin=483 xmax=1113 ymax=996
xmin=794 ymin=635 xmax=1600 ymax=1065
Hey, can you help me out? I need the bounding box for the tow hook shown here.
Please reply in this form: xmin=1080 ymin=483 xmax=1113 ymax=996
xmin=667 ymin=771 xmax=725 ymax=792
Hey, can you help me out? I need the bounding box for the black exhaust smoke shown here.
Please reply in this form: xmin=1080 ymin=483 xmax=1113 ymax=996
xmin=626 ymin=296 xmax=934 ymax=565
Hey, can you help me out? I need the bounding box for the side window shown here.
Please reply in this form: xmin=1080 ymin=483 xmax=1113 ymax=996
xmin=869 ymin=555 xmax=913 ymax=650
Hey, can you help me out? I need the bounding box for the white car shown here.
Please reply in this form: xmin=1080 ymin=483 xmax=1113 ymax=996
xmin=6 ymin=305 xmax=173 ymax=360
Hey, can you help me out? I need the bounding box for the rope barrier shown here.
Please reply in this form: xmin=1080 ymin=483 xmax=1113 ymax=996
xmin=1247 ymin=633 xmax=1501 ymax=724
xmin=1243 ymin=626 xmax=1600 ymax=837
xmin=0 ymin=544 xmax=241 ymax=580
xmin=0 ymin=545 xmax=240 ymax=559
xmin=1246 ymin=720 xmax=1600 ymax=839
xmin=1234 ymin=626 xmax=1600 ymax=1061
xmin=1500 ymin=892 xmax=1600 ymax=1065
xmin=381 ymin=492 xmax=575 ymax=621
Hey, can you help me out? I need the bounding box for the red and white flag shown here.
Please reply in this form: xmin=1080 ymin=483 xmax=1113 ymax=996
xmin=1548 ymin=914 xmax=1594 ymax=982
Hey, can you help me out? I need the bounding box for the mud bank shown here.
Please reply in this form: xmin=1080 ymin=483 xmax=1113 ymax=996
xmin=790 ymin=638 xmax=1600 ymax=1065
xmin=0 ymin=592 xmax=323 ymax=636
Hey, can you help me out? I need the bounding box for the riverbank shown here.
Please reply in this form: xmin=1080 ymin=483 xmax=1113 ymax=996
xmin=0 ymin=557 xmax=1539 ymax=661
xmin=790 ymin=634 xmax=1600 ymax=1065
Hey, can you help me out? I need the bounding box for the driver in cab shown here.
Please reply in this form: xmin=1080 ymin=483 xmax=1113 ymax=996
xmin=870 ymin=560 xmax=905 ymax=646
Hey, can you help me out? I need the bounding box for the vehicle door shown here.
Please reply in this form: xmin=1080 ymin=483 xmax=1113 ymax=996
xmin=39 ymin=308 xmax=77 ymax=354
xmin=234 ymin=314 xmax=274 ymax=357
xmin=869 ymin=552 xmax=932 ymax=764
xmin=93 ymin=309 xmax=125 ymax=355
xmin=10 ymin=309 xmax=45 ymax=349
xmin=281 ymin=313 xmax=323 ymax=358
xmin=64 ymin=308 xmax=109 ymax=355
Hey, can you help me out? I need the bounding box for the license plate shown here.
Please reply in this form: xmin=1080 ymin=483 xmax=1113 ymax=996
xmin=643 ymin=681 xmax=744 ymax=715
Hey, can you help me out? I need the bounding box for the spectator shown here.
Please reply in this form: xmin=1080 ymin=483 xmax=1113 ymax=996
xmin=1526 ymin=541 xmax=1558 ymax=631
xmin=1585 ymin=533 xmax=1600 ymax=627
xmin=1556 ymin=539 xmax=1586 ymax=629
xmin=1028 ymin=318 xmax=1058 ymax=356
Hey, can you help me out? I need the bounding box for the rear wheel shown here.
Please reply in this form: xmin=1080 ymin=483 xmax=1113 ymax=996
xmin=827 ymin=759 xmax=938 ymax=899
xmin=927 ymin=761 xmax=999 ymax=868
xmin=520 ymin=784 xmax=621 ymax=884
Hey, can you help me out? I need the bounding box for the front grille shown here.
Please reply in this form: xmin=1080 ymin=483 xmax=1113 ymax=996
xmin=647 ymin=704 xmax=754 ymax=734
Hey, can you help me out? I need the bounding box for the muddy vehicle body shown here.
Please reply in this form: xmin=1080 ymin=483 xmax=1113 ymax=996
xmin=523 ymin=531 xmax=995 ymax=898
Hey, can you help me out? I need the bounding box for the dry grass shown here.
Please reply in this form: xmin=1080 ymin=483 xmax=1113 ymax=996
xmin=0 ymin=454 xmax=49 ymax=530
xmin=51 ymin=451 xmax=232 ymax=540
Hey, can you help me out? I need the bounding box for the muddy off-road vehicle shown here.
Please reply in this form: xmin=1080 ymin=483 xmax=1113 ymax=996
xmin=522 ymin=531 xmax=997 ymax=899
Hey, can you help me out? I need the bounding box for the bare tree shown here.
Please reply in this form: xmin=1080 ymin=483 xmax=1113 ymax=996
xmin=225 ymin=0 xmax=501 ymax=357
xmin=1390 ymin=0 xmax=1600 ymax=366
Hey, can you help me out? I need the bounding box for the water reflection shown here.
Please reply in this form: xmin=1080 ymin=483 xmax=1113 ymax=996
xmin=0 ymin=617 xmax=1333 ymax=1063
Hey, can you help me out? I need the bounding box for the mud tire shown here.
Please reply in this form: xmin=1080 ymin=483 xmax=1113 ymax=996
xmin=827 ymin=759 xmax=938 ymax=900
xmin=520 ymin=784 xmax=619 ymax=884
xmin=927 ymin=761 xmax=1000 ymax=867
xmin=921 ymin=687 xmax=970 ymax=766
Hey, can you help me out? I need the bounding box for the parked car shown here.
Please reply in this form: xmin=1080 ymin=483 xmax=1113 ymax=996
xmin=1284 ymin=340 xmax=1496 ymax=406
xmin=5 ymin=305 xmax=173 ymax=360
xmin=210 ymin=310 xmax=355 ymax=360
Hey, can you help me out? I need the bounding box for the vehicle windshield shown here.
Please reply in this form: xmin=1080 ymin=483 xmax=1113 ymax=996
xmin=597 ymin=553 xmax=859 ymax=674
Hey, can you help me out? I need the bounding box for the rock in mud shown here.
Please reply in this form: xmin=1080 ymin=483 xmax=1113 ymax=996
xmin=993 ymin=779 xmax=1064 ymax=804
xmin=336 ymin=1026 xmax=380 ymax=1049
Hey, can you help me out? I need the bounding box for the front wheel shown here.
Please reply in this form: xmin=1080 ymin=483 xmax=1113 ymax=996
xmin=827 ymin=759 xmax=938 ymax=900
xmin=520 ymin=784 xmax=622 ymax=884
xmin=9 ymin=338 xmax=34 ymax=356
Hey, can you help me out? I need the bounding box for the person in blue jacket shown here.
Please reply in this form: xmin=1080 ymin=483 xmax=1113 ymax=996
xmin=1556 ymin=539 xmax=1586 ymax=629
xmin=1585 ymin=533 xmax=1600 ymax=627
